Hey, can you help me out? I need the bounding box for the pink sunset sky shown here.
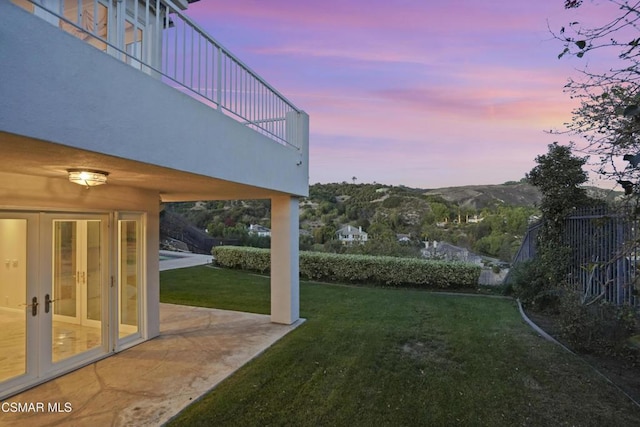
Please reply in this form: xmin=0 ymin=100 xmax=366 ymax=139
xmin=184 ymin=0 xmax=618 ymax=189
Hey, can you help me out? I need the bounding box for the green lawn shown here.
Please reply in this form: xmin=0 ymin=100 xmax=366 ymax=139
xmin=161 ymin=266 xmax=640 ymax=426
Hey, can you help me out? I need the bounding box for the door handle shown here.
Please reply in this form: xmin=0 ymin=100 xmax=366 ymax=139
xmin=45 ymin=294 xmax=55 ymax=314
xmin=21 ymin=296 xmax=38 ymax=316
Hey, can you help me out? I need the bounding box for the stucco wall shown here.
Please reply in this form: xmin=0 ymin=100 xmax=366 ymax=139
xmin=0 ymin=2 xmax=308 ymax=197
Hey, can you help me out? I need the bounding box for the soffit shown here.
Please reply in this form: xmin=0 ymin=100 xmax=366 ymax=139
xmin=0 ymin=131 xmax=285 ymax=201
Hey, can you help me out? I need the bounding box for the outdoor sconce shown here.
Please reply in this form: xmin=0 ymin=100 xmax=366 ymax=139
xmin=67 ymin=169 xmax=109 ymax=188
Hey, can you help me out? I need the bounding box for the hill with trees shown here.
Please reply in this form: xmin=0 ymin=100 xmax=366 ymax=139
xmin=298 ymin=181 xmax=542 ymax=261
xmin=164 ymin=181 xmax=581 ymax=261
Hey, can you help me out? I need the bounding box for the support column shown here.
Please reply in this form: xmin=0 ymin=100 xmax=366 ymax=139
xmin=270 ymin=195 xmax=300 ymax=324
xmin=146 ymin=205 xmax=161 ymax=339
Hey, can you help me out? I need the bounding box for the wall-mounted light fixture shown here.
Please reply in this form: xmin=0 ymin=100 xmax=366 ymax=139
xmin=67 ymin=169 xmax=109 ymax=188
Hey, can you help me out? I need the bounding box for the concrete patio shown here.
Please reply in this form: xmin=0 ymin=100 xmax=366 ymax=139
xmin=1 ymin=253 xmax=303 ymax=426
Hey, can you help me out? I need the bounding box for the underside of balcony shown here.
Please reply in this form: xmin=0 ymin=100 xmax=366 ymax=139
xmin=0 ymin=132 xmax=295 ymax=202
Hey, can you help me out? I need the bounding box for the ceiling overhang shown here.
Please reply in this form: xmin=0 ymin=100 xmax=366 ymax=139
xmin=0 ymin=131 xmax=287 ymax=202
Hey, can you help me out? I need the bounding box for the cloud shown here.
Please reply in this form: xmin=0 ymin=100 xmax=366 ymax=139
xmin=308 ymin=132 xmax=554 ymax=188
xmin=188 ymin=1 xmax=568 ymax=35
xmin=374 ymin=85 xmax=573 ymax=123
xmin=182 ymin=1 xmax=601 ymax=187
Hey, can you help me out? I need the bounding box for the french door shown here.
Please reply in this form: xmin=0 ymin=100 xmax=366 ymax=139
xmin=0 ymin=213 xmax=37 ymax=390
xmin=13 ymin=0 xmax=150 ymax=63
xmin=0 ymin=211 xmax=144 ymax=399
xmin=0 ymin=212 xmax=108 ymax=394
xmin=47 ymin=215 xmax=109 ymax=365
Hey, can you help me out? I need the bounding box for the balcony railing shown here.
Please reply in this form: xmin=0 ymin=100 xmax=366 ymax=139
xmin=12 ymin=0 xmax=303 ymax=150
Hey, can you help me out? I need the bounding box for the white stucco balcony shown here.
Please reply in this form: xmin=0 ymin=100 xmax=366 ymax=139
xmin=1 ymin=0 xmax=309 ymax=200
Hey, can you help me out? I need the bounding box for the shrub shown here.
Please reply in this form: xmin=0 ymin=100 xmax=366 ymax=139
xmin=381 ymin=196 xmax=402 ymax=208
xmin=558 ymin=290 xmax=640 ymax=357
xmin=212 ymin=246 xmax=270 ymax=273
xmin=509 ymin=258 xmax=563 ymax=311
xmin=212 ymin=246 xmax=481 ymax=289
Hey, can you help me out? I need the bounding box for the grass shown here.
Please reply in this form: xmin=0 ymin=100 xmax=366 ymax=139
xmin=160 ymin=266 xmax=270 ymax=313
xmin=161 ymin=266 xmax=640 ymax=426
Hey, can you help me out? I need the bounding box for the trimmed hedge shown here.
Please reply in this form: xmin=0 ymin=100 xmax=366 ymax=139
xmin=213 ymin=246 xmax=271 ymax=273
xmin=213 ymin=246 xmax=481 ymax=289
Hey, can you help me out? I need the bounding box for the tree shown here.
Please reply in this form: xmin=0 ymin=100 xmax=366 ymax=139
xmin=526 ymin=142 xmax=590 ymax=221
xmin=313 ymin=225 xmax=335 ymax=244
xmin=522 ymin=143 xmax=592 ymax=305
xmin=428 ymin=202 xmax=451 ymax=224
xmin=504 ymin=206 xmax=535 ymax=236
xmin=367 ymin=222 xmax=396 ymax=240
xmin=540 ymin=5 xmax=640 ymax=343
xmin=555 ymin=1 xmax=640 ymax=192
xmin=206 ymin=221 xmax=224 ymax=237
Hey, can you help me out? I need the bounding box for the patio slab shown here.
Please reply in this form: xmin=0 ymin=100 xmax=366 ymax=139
xmin=1 ymin=303 xmax=303 ymax=426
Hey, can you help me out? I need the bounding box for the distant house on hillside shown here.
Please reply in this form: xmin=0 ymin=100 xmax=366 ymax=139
xmin=436 ymin=218 xmax=449 ymax=228
xmin=528 ymin=214 xmax=541 ymax=224
xmin=337 ymin=225 xmax=368 ymax=245
xmin=248 ymin=224 xmax=271 ymax=237
xmin=299 ymin=229 xmax=312 ymax=237
xmin=423 ymin=240 xmax=482 ymax=264
xmin=466 ymin=214 xmax=484 ymax=224
xmin=396 ymin=233 xmax=411 ymax=243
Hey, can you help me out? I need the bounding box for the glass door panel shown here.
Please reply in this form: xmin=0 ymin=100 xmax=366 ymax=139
xmin=61 ymin=0 xmax=110 ymax=51
xmin=0 ymin=219 xmax=28 ymax=383
xmin=10 ymin=0 xmax=35 ymax=13
xmin=53 ymin=221 xmax=77 ymax=319
xmin=125 ymin=19 xmax=144 ymax=68
xmin=51 ymin=219 xmax=104 ymax=364
xmin=13 ymin=0 xmax=109 ymax=41
xmin=118 ymin=218 xmax=140 ymax=339
xmin=85 ymin=221 xmax=102 ymax=322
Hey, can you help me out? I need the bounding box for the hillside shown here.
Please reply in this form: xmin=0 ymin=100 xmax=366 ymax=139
xmin=421 ymin=183 xmax=620 ymax=210
xmin=163 ymin=181 xmax=621 ymax=260
xmin=422 ymin=183 xmax=542 ymax=210
xmin=166 ymin=182 xmax=549 ymax=260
